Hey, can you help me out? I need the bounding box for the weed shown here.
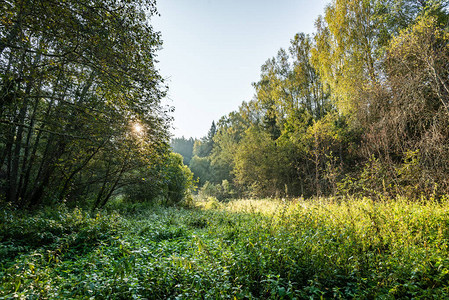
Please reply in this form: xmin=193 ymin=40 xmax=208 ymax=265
xmin=1 ymin=197 xmax=449 ymax=298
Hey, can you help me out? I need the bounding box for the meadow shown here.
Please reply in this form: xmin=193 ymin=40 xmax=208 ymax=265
xmin=1 ymin=197 xmax=449 ymax=299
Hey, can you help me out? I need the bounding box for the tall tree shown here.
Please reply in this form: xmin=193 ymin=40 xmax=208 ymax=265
xmin=0 ymin=0 xmax=170 ymax=207
xmin=171 ymin=137 xmax=195 ymax=165
xmin=312 ymin=0 xmax=448 ymax=117
xmin=312 ymin=0 xmax=382 ymax=116
xmin=361 ymin=15 xmax=449 ymax=196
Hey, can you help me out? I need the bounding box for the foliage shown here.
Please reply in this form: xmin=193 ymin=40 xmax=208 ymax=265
xmin=170 ymin=137 xmax=195 ymax=165
xmin=189 ymin=155 xmax=213 ymax=186
xmin=186 ymin=0 xmax=449 ymax=201
xmin=122 ymin=153 xmax=195 ymax=205
xmin=357 ymin=15 xmax=449 ymax=197
xmin=191 ymin=31 xmax=336 ymax=198
xmin=2 ymin=198 xmax=449 ymax=298
xmin=162 ymin=153 xmax=196 ymax=205
xmin=198 ymin=180 xmax=236 ymax=201
xmin=0 ymin=0 xmax=170 ymax=209
xmin=193 ymin=121 xmax=216 ymax=158
xmin=338 ymin=150 xmax=438 ymax=200
xmin=234 ymin=127 xmax=289 ymax=197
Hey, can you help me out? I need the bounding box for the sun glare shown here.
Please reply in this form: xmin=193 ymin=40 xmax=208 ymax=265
xmin=133 ymin=123 xmax=143 ymax=134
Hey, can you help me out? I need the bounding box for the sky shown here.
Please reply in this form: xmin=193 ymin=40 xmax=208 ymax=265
xmin=152 ymin=0 xmax=330 ymax=139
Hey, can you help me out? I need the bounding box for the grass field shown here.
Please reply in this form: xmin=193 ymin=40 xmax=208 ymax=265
xmin=1 ymin=197 xmax=449 ymax=299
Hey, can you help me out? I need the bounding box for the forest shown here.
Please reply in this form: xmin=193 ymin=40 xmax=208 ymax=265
xmin=173 ymin=1 xmax=449 ymax=202
xmin=2 ymin=0 xmax=449 ymax=298
xmin=0 ymin=0 xmax=194 ymax=210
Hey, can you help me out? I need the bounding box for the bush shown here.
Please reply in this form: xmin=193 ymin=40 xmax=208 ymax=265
xmin=122 ymin=152 xmax=195 ymax=205
xmin=2 ymin=198 xmax=449 ymax=298
xmin=199 ymin=180 xmax=235 ymax=201
xmin=338 ymin=150 xmax=438 ymax=200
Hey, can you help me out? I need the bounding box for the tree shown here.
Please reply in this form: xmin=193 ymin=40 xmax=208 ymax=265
xmin=233 ymin=127 xmax=293 ymax=197
xmin=312 ymin=0 xmax=448 ymax=117
xmin=189 ymin=155 xmax=212 ymax=186
xmin=171 ymin=137 xmax=195 ymax=165
xmin=122 ymin=152 xmax=195 ymax=205
xmin=312 ymin=0 xmax=381 ymax=116
xmin=360 ymin=15 xmax=449 ymax=196
xmin=193 ymin=121 xmax=216 ymax=158
xmin=0 ymin=0 xmax=170 ymax=208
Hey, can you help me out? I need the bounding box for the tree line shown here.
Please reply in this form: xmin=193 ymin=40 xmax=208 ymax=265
xmin=173 ymin=0 xmax=449 ymax=200
xmin=0 ymin=0 xmax=194 ymax=209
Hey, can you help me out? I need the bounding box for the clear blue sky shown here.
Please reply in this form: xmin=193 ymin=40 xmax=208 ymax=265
xmin=153 ymin=0 xmax=330 ymax=139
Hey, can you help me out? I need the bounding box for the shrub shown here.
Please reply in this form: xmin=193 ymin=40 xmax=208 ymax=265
xmin=199 ymin=180 xmax=236 ymax=201
xmin=122 ymin=152 xmax=195 ymax=205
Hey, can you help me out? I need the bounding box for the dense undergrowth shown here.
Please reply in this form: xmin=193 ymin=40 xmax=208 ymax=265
xmin=1 ymin=197 xmax=449 ymax=299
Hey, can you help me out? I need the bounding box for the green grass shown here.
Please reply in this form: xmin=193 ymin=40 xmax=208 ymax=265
xmin=1 ymin=197 xmax=449 ymax=299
